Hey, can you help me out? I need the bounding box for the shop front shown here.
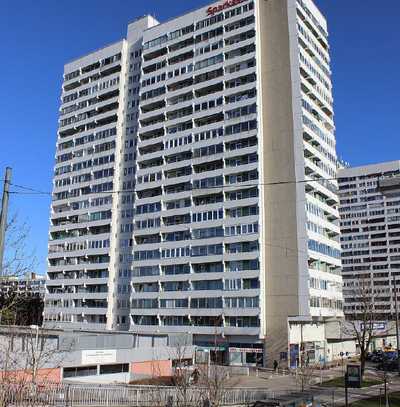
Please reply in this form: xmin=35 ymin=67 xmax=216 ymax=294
xmin=228 ymin=346 xmax=263 ymax=367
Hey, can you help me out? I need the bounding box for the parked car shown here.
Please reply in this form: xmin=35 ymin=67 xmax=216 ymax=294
xmin=385 ymin=351 xmax=398 ymax=361
xmin=377 ymin=358 xmax=399 ymax=371
xmin=366 ymin=352 xmax=374 ymax=361
xmin=371 ymin=350 xmax=386 ymax=363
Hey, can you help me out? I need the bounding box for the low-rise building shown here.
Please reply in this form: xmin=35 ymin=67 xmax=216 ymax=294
xmin=3 ymin=322 xmax=395 ymax=384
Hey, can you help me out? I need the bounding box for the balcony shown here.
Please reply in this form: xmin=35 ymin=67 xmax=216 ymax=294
xmin=378 ymin=175 xmax=400 ymax=194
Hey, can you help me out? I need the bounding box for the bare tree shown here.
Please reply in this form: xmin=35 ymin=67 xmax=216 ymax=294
xmin=197 ymin=364 xmax=231 ymax=407
xmin=143 ymin=334 xmax=197 ymax=407
xmin=170 ymin=335 xmax=198 ymax=407
xmin=0 ymin=326 xmax=66 ymax=406
xmin=0 ymin=215 xmax=38 ymax=325
xmin=342 ymin=277 xmax=388 ymax=378
xmin=1 ymin=214 xmax=36 ymax=279
xmin=295 ymin=359 xmax=317 ymax=392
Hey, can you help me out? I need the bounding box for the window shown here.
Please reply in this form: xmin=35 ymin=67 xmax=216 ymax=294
xmin=169 ymin=25 xmax=194 ymax=41
xmin=195 ymin=27 xmax=223 ymax=43
xmin=192 ymin=262 xmax=223 ymax=274
xmin=225 ymin=44 xmax=256 ymax=60
xmin=190 ymin=297 xmax=222 ymax=309
xmin=136 ymin=202 xmax=161 ymax=214
xmin=165 ymin=198 xmax=191 ymax=210
xmin=143 ymin=35 xmax=168 ymax=50
xmin=224 ymin=297 xmax=259 ymax=308
xmin=224 ymin=279 xmax=241 ymax=291
xmin=63 ymin=366 xmax=97 ymax=378
xmin=226 ymin=240 xmax=259 ymax=254
xmin=195 ymin=54 xmax=223 ymax=70
xmin=308 ymin=239 xmax=341 ymax=259
xmin=226 ymin=188 xmax=258 ymax=201
xmin=225 ymin=316 xmax=259 ymax=327
xmin=160 ymin=299 xmax=189 ymax=308
xmin=225 ymin=120 xmax=257 ymax=135
xmin=193 ymin=176 xmax=223 ymax=189
xmin=162 ymin=264 xmax=190 ymax=275
xmin=162 ymin=246 xmax=190 ymax=258
xmin=100 ymin=364 xmax=129 ymax=375
xmin=226 ymin=103 xmax=256 ymax=119
xmin=194 ymin=98 xmax=223 ymax=113
xmin=226 ymin=73 xmax=256 ymax=89
xmin=133 ymin=250 xmax=160 ymax=261
xmin=226 ymin=205 xmax=258 ymax=218
xmin=132 ymin=266 xmax=160 ymax=277
xmin=226 ymin=259 xmax=259 ymax=272
xmin=226 ymin=88 xmax=256 ymax=104
xmin=193 ymin=143 xmax=223 ymax=158
xmin=192 ymin=227 xmax=224 ymax=240
xmin=162 ymin=316 xmax=190 ymax=326
xmin=225 ymin=223 xmax=258 ymax=236
xmin=194 ymin=128 xmax=223 ymax=142
xmin=195 ymin=39 xmax=224 ymax=56
xmin=225 ymin=15 xmax=255 ymax=32
xmin=192 ymin=280 xmax=223 ymax=290
xmin=196 ymin=14 xmax=224 ymax=30
xmin=131 ymin=299 xmax=158 ymax=309
xmin=192 ymin=209 xmax=223 ymax=222
xmin=191 ymin=244 xmax=223 ymax=257
xmin=225 ymin=1 xmax=254 ymax=18
xmin=162 ymin=281 xmax=190 ymax=291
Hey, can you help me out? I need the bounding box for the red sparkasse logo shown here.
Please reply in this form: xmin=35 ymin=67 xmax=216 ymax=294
xmin=207 ymin=0 xmax=245 ymax=16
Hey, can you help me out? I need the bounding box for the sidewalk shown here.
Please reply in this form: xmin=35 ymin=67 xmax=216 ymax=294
xmin=228 ymin=366 xmax=400 ymax=406
xmin=228 ymin=364 xmax=347 ymax=391
xmin=313 ymin=382 xmax=400 ymax=406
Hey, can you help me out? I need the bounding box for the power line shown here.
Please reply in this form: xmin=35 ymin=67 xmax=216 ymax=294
xmin=7 ymin=177 xmax=340 ymax=198
xmin=10 ymin=183 xmax=50 ymax=195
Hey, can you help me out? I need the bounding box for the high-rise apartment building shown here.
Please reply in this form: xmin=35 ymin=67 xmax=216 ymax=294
xmin=45 ymin=0 xmax=342 ymax=364
xmin=338 ymin=161 xmax=400 ymax=319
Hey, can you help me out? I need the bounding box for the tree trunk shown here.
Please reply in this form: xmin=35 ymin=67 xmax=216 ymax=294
xmin=360 ymin=351 xmax=366 ymax=379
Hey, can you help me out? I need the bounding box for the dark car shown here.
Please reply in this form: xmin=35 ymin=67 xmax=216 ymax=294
xmin=377 ymin=358 xmax=399 ymax=371
xmin=385 ymin=351 xmax=398 ymax=360
xmin=371 ymin=350 xmax=385 ymax=363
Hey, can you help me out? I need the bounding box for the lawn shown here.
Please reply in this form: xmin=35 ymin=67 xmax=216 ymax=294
xmin=350 ymin=391 xmax=400 ymax=406
xmin=320 ymin=376 xmax=382 ymax=388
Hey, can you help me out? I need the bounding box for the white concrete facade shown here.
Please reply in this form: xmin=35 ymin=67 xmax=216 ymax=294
xmin=338 ymin=161 xmax=400 ymax=319
xmin=45 ymin=0 xmax=342 ymax=364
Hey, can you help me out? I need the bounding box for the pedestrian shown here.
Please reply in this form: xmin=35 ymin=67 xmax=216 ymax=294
xmin=273 ymin=360 xmax=278 ymax=372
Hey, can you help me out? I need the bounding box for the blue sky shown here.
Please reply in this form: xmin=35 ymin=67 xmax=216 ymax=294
xmin=0 ymin=0 xmax=399 ymax=273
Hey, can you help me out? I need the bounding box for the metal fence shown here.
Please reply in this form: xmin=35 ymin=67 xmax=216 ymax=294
xmin=0 ymin=382 xmax=288 ymax=406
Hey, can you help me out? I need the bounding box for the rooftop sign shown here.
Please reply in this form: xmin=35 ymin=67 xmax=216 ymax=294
xmin=207 ymin=0 xmax=245 ymax=16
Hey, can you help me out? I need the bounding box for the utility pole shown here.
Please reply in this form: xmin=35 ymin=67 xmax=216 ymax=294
xmin=0 ymin=167 xmax=12 ymax=277
xmin=393 ymin=276 xmax=400 ymax=376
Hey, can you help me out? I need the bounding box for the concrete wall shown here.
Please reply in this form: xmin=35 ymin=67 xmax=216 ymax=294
xmin=289 ymin=323 xmax=325 ymax=344
xmin=131 ymin=360 xmax=172 ymax=377
xmin=64 ymin=373 xmax=131 ymax=384
xmin=257 ymin=0 xmax=307 ymax=365
xmin=1 ymin=368 xmax=61 ymax=384
xmin=327 ymin=341 xmax=357 ymax=362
